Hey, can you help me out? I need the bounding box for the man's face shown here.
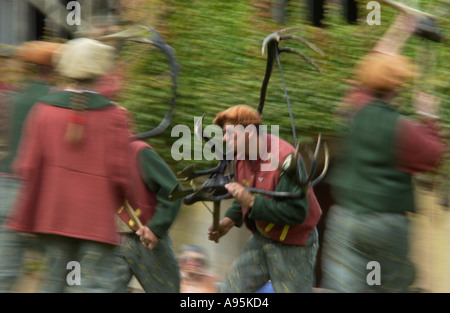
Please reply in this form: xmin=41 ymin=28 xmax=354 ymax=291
xmin=222 ymin=122 xmax=254 ymax=158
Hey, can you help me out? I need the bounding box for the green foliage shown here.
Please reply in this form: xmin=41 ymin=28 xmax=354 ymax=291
xmin=117 ymin=0 xmax=449 ymax=172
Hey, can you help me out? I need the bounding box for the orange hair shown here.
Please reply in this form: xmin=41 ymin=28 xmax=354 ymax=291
xmin=17 ymin=41 xmax=62 ymax=66
xmin=213 ymin=105 xmax=262 ymax=128
xmin=354 ymin=52 xmax=417 ymax=94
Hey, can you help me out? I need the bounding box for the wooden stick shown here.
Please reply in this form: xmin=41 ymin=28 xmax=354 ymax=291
xmin=213 ymin=201 xmax=221 ymax=232
xmin=124 ymin=201 xmax=143 ymax=229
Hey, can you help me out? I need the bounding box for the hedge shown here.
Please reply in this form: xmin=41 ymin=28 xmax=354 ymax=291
xmin=117 ymin=0 xmax=449 ymax=175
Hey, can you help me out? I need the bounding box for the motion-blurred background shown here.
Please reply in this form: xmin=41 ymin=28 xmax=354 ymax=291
xmin=1 ymin=0 xmax=448 ymax=292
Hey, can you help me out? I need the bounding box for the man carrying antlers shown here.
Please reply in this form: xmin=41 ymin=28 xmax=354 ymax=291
xmin=208 ymin=105 xmax=322 ymax=293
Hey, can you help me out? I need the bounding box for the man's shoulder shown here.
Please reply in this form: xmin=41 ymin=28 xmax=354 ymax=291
xmin=267 ymin=134 xmax=295 ymax=158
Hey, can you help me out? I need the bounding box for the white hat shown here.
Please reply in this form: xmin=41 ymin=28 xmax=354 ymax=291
xmin=53 ymin=38 xmax=116 ymax=80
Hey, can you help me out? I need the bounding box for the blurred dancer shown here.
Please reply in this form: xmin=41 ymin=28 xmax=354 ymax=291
xmin=0 ymin=41 xmax=60 ymax=292
xmin=321 ymin=14 xmax=447 ymax=292
xmin=336 ymin=13 xmax=443 ymax=121
xmin=111 ymin=122 xmax=182 ymax=293
xmin=178 ymin=244 xmax=220 ymax=293
xmin=5 ymin=38 xmax=131 ymax=292
xmin=208 ymin=105 xmax=322 ymax=293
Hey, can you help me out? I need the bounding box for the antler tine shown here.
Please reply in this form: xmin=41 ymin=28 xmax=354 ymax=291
xmin=278 ymin=27 xmax=304 ymax=35
xmin=261 ymin=27 xmax=304 ymax=55
xmin=291 ymin=134 xmax=327 ymax=190
xmin=311 ymin=141 xmax=329 ymax=188
xmin=290 ymin=140 xmax=301 ymax=172
xmin=261 ymin=32 xmax=280 ymax=56
xmin=279 ymin=35 xmax=324 ymax=56
xmin=304 ymin=133 xmax=322 ymax=184
xmin=97 ymin=25 xmax=147 ymax=42
xmin=278 ymin=47 xmax=323 ymax=73
xmin=177 ymin=164 xmax=196 ymax=179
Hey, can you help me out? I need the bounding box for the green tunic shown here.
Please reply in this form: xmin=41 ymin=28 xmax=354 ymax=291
xmin=138 ymin=147 xmax=181 ymax=236
xmin=0 ymin=80 xmax=50 ymax=173
xmin=332 ymin=100 xmax=415 ymax=214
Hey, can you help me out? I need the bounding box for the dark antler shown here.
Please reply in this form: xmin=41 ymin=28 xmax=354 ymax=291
xmin=258 ymin=27 xmax=328 ymax=194
xmin=258 ymin=27 xmax=323 ymax=115
xmin=130 ymin=27 xmax=179 ymax=140
xmin=99 ymin=25 xmax=179 ymax=140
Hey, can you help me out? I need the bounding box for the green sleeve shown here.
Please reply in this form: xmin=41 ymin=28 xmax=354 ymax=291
xmin=138 ymin=148 xmax=181 ymax=238
xmin=247 ymin=172 xmax=309 ymax=226
xmin=224 ymin=200 xmax=244 ymax=227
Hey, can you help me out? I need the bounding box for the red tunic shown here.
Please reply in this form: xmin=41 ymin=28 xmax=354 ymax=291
xmin=7 ymin=101 xmax=131 ymax=245
xmin=117 ymin=140 xmax=158 ymax=231
xmin=234 ymin=134 xmax=322 ymax=245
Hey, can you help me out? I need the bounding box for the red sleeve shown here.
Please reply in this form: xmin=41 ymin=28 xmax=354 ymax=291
xmin=394 ymin=117 xmax=446 ymax=174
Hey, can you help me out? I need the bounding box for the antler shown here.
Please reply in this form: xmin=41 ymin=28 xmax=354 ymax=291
xmin=285 ymin=134 xmax=330 ymax=195
xmin=99 ymin=25 xmax=180 ymax=140
xmin=259 ymin=27 xmax=329 ymax=194
xmin=258 ymin=27 xmax=323 ymax=115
